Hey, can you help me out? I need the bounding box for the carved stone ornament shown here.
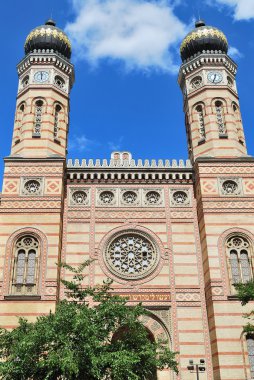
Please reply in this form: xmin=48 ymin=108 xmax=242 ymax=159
xmin=69 ymin=187 xmax=90 ymax=206
xmin=96 ymin=188 xmax=117 ymax=207
xmin=218 ymin=178 xmax=242 ymax=196
xmin=120 ymin=189 xmax=140 ymax=206
xmin=104 ymin=230 xmax=159 ymax=280
xmin=170 ymin=189 xmax=191 ymax=207
xmin=190 ymin=75 xmax=203 ymax=90
xmin=20 ymin=177 xmax=44 ymax=196
xmin=143 ymin=189 xmax=164 ymax=206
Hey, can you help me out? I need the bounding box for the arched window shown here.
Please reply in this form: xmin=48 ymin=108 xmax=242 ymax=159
xmin=247 ymin=334 xmax=254 ymax=378
xmin=215 ymin=100 xmax=227 ymax=136
xmin=233 ymin=103 xmax=244 ymax=145
xmin=15 ymin=104 xmax=25 ymax=143
xmin=12 ymin=235 xmax=40 ymax=295
xmin=196 ymin=105 xmax=206 ymax=140
xmin=226 ymin=236 xmax=252 ymax=284
xmin=54 ymin=104 xmax=61 ymax=140
xmin=33 ymin=100 xmax=43 ymax=137
xmin=22 ymin=75 xmax=29 ymax=88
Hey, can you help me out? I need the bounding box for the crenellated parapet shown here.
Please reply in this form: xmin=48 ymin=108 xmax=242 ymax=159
xmin=67 ymin=158 xmax=192 ymax=169
xmin=67 ymin=156 xmax=193 ymax=183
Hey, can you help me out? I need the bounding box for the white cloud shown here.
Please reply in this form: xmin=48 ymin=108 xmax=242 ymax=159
xmin=228 ymin=46 xmax=243 ymax=59
xmin=68 ymin=134 xmax=99 ymax=152
xmin=65 ymin=0 xmax=187 ymax=73
xmin=108 ymin=136 xmax=124 ymax=151
xmin=210 ymin=0 xmax=254 ymax=20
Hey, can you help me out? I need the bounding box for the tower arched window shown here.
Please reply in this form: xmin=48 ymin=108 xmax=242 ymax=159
xmin=54 ymin=104 xmax=61 ymax=140
xmin=15 ymin=104 xmax=25 ymax=143
xmin=233 ymin=103 xmax=244 ymax=145
xmin=215 ymin=100 xmax=227 ymax=136
xmin=247 ymin=335 xmax=254 ymax=378
xmin=226 ymin=235 xmax=252 ymax=284
xmin=196 ymin=105 xmax=206 ymax=140
xmin=11 ymin=235 xmax=40 ymax=295
xmin=33 ymin=100 xmax=43 ymax=137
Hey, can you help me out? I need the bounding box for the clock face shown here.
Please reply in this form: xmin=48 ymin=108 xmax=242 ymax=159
xmin=207 ymin=71 xmax=223 ymax=84
xmin=34 ymin=71 xmax=49 ymax=83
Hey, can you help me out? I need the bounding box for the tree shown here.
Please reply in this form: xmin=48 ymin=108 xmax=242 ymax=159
xmin=235 ymin=280 xmax=254 ymax=334
xmin=0 ymin=261 xmax=178 ymax=380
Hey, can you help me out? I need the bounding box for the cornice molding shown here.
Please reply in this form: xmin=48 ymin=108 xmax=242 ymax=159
xmin=17 ymin=52 xmax=75 ymax=84
xmin=178 ymin=53 xmax=237 ymax=86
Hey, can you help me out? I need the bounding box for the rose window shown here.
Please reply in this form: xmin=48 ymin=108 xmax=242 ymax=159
xmin=72 ymin=191 xmax=87 ymax=204
xmin=122 ymin=191 xmax=137 ymax=204
xmin=146 ymin=191 xmax=160 ymax=205
xmin=105 ymin=233 xmax=159 ymax=279
xmin=222 ymin=180 xmax=238 ymax=195
xmin=16 ymin=236 xmax=39 ymax=250
xmin=100 ymin=191 xmax=114 ymax=204
xmin=24 ymin=180 xmax=41 ymax=194
xmin=173 ymin=191 xmax=188 ymax=205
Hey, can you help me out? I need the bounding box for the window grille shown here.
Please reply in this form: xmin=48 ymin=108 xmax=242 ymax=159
xmin=215 ymin=101 xmax=227 ymax=135
xmin=233 ymin=103 xmax=244 ymax=145
xmin=54 ymin=104 xmax=61 ymax=139
xmin=196 ymin=105 xmax=206 ymax=139
xmin=247 ymin=335 xmax=254 ymax=379
xmin=33 ymin=100 xmax=43 ymax=136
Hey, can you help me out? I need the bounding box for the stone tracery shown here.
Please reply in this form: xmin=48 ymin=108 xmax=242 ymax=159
xmin=105 ymin=232 xmax=158 ymax=280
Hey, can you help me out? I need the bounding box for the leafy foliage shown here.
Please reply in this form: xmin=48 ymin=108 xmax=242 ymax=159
xmin=235 ymin=280 xmax=254 ymax=305
xmin=235 ymin=280 xmax=254 ymax=333
xmin=0 ymin=261 xmax=178 ymax=380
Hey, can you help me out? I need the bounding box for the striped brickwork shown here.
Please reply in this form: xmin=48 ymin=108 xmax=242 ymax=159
xmin=59 ymin=180 xmax=212 ymax=380
xmin=11 ymin=86 xmax=69 ymax=158
xmin=195 ymin=159 xmax=254 ymax=379
xmin=0 ymin=158 xmax=65 ymax=328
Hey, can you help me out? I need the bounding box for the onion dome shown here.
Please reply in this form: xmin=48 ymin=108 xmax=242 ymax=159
xmin=180 ymin=20 xmax=228 ymax=62
xmin=24 ymin=19 xmax=71 ymax=59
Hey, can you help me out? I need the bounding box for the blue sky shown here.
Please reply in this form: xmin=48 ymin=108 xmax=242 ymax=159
xmin=1 ymin=0 xmax=254 ymax=185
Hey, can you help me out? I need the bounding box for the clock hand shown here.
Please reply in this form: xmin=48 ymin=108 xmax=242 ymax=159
xmin=40 ymin=72 xmax=43 ymax=80
xmin=213 ymin=75 xmax=216 ymax=83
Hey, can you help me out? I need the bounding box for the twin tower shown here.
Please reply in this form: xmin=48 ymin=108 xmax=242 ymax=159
xmin=11 ymin=19 xmax=246 ymax=162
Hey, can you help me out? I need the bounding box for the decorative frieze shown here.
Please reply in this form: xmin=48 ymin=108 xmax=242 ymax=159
xmin=95 ymin=188 xmax=164 ymax=207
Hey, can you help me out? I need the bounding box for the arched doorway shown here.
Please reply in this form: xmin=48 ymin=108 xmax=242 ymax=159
xmin=112 ymin=325 xmax=158 ymax=380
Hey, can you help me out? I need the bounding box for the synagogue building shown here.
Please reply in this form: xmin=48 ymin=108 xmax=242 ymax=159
xmin=0 ymin=18 xmax=254 ymax=380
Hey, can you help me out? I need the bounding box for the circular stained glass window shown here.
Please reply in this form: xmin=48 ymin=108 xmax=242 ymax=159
xmin=105 ymin=232 xmax=159 ymax=280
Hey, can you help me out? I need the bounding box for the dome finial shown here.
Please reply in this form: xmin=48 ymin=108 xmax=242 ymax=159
xmin=45 ymin=18 xmax=56 ymax=27
xmin=195 ymin=19 xmax=206 ymax=28
xmin=25 ymin=19 xmax=71 ymax=59
xmin=180 ymin=20 xmax=228 ymax=62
